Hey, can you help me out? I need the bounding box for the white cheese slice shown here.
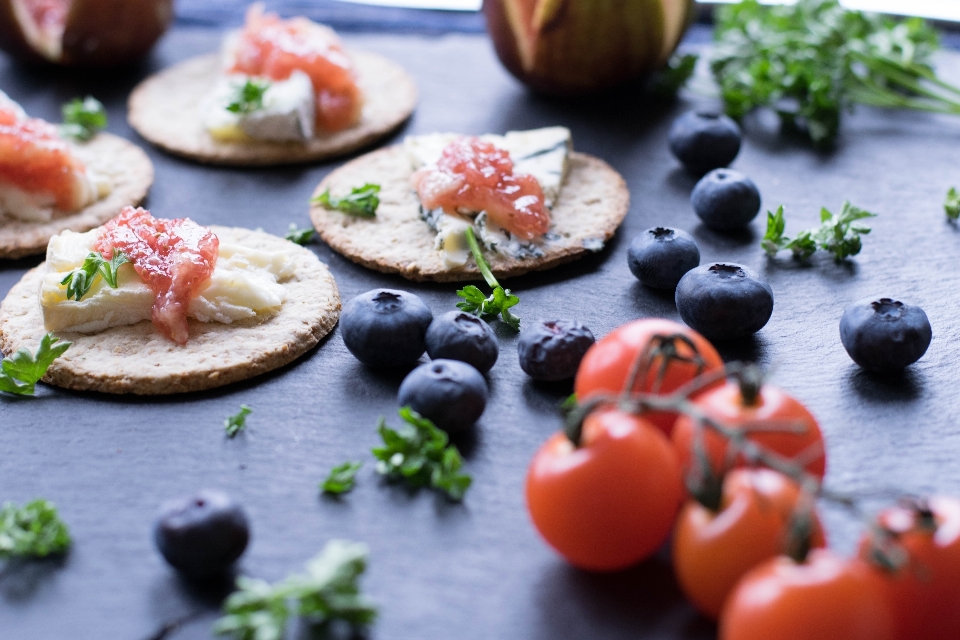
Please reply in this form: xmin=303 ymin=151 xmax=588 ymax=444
xmin=40 ymin=229 xmax=295 ymax=334
xmin=204 ymin=71 xmax=315 ymax=143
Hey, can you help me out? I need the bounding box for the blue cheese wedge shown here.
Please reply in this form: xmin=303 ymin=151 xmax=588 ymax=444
xmin=204 ymin=71 xmax=315 ymax=143
xmin=40 ymin=229 xmax=295 ymax=333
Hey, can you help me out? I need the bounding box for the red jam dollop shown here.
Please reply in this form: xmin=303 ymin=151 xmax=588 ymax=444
xmin=411 ymin=137 xmax=550 ymax=241
xmin=0 ymin=103 xmax=89 ymax=211
xmin=229 ymin=5 xmax=362 ymax=133
xmin=95 ymin=207 xmax=219 ymax=345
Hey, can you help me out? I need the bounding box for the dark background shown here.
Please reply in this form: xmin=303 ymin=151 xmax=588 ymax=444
xmin=2 ymin=4 xmax=960 ymax=640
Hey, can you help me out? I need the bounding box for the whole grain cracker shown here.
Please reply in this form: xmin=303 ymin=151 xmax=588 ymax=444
xmin=0 ymin=133 xmax=153 ymax=260
xmin=128 ymin=52 xmax=417 ymax=166
xmin=309 ymin=146 xmax=630 ymax=282
xmin=0 ymin=227 xmax=341 ymax=395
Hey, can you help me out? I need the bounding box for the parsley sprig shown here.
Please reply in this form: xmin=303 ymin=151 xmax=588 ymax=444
xmin=214 ymin=540 xmax=376 ymax=640
xmin=321 ymin=461 xmax=362 ymax=495
xmin=650 ymin=52 xmax=699 ymax=97
xmin=225 ymin=405 xmax=252 ymax=438
xmin=945 ymin=188 xmax=960 ymax=221
xmin=0 ymin=499 xmax=71 ymax=559
xmin=712 ymin=0 xmax=960 ymax=147
xmin=456 ymin=227 xmax=520 ymax=331
xmin=373 ymin=407 xmax=472 ymax=501
xmin=226 ymin=79 xmax=270 ymax=115
xmin=0 ymin=333 xmax=70 ymax=396
xmin=60 ymin=96 xmax=107 ymax=141
xmin=285 ymin=223 xmax=315 ymax=245
xmin=763 ymin=202 xmax=877 ymax=262
xmin=60 ymin=250 xmax=129 ymax=302
xmin=312 ymin=184 xmax=380 ymax=218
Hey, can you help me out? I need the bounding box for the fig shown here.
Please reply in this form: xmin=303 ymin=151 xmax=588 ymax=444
xmin=483 ymin=0 xmax=696 ymax=95
xmin=0 ymin=0 xmax=173 ymax=66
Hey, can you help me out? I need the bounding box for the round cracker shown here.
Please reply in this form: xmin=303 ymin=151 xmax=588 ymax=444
xmin=0 ymin=227 xmax=341 ymax=395
xmin=128 ymin=51 xmax=418 ymax=166
xmin=0 ymin=133 xmax=153 ymax=260
xmin=308 ymin=147 xmax=630 ymax=282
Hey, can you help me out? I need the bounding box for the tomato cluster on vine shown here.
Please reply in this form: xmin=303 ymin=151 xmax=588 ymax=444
xmin=524 ymin=318 xmax=960 ymax=639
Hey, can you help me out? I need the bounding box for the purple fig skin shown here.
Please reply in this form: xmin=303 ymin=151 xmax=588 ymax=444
xmin=482 ymin=0 xmax=697 ymax=95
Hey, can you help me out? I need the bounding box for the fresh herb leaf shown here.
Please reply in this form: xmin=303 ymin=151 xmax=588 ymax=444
xmin=225 ymin=405 xmax=252 ymax=438
xmin=226 ymin=79 xmax=270 ymax=115
xmin=711 ymin=0 xmax=960 ymax=147
xmin=372 ymin=407 xmax=472 ymax=501
xmin=650 ymin=52 xmax=699 ymax=97
xmin=214 ymin=539 xmax=377 ymax=640
xmin=0 ymin=499 xmax=71 ymax=559
xmin=763 ymin=202 xmax=876 ymax=262
xmin=455 ymin=227 xmax=520 ymax=331
xmin=60 ymin=96 xmax=107 ymax=141
xmin=0 ymin=333 xmax=71 ymax=396
xmin=312 ymin=184 xmax=380 ymax=218
xmin=321 ymin=461 xmax=362 ymax=495
xmin=60 ymin=250 xmax=129 ymax=302
xmin=946 ymin=187 xmax=960 ymax=220
xmin=285 ymin=223 xmax=315 ymax=245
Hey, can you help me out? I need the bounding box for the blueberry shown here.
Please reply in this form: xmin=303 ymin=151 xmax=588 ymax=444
xmin=668 ymin=111 xmax=742 ymax=174
xmin=627 ymin=227 xmax=700 ymax=290
xmin=341 ymin=289 xmax=433 ymax=368
xmin=425 ymin=310 xmax=499 ymax=373
xmin=398 ymin=359 xmax=488 ymax=433
xmin=839 ymin=297 xmax=931 ymax=372
xmin=518 ymin=320 xmax=595 ymax=381
xmin=675 ymin=263 xmax=773 ymax=341
xmin=154 ymin=489 xmax=250 ymax=580
xmin=691 ymin=169 xmax=761 ymax=231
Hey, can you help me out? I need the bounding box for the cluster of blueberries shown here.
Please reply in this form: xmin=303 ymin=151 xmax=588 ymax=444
xmin=629 ymin=110 xmax=931 ymax=372
xmin=341 ymin=289 xmax=597 ymax=433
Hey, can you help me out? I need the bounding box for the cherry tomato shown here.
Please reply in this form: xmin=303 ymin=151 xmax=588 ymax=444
xmin=720 ymin=549 xmax=896 ymax=640
xmin=573 ymin=319 xmax=724 ymax=436
xmin=858 ymin=496 xmax=960 ymax=640
xmin=673 ymin=468 xmax=826 ymax=620
xmin=672 ymin=380 xmax=826 ymax=481
xmin=525 ymin=408 xmax=682 ymax=571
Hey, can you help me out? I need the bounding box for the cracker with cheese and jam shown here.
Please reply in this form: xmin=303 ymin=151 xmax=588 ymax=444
xmin=0 ymin=91 xmax=153 ymax=260
xmin=128 ymin=4 xmax=417 ymax=166
xmin=0 ymin=207 xmax=340 ymax=395
xmin=309 ymin=127 xmax=630 ymax=282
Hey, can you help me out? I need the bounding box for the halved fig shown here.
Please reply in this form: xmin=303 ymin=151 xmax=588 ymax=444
xmin=0 ymin=0 xmax=173 ymax=66
xmin=483 ymin=0 xmax=696 ymax=95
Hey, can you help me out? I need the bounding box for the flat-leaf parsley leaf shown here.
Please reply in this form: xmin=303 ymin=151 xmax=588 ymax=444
xmin=0 ymin=333 xmax=71 ymax=396
xmin=313 ymin=183 xmax=380 ymax=218
xmin=763 ymin=202 xmax=876 ymax=262
xmin=0 ymin=499 xmax=71 ymax=559
xmin=60 ymin=249 xmax=129 ymax=301
xmin=60 ymin=96 xmax=107 ymax=141
xmin=285 ymin=223 xmax=315 ymax=245
xmin=945 ymin=187 xmax=960 ymax=220
xmin=225 ymin=405 xmax=252 ymax=438
xmin=456 ymin=227 xmax=520 ymax=331
xmin=226 ymin=79 xmax=270 ymax=115
xmin=321 ymin=461 xmax=362 ymax=495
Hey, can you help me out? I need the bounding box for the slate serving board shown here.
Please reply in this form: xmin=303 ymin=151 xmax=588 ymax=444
xmin=2 ymin=26 xmax=960 ymax=640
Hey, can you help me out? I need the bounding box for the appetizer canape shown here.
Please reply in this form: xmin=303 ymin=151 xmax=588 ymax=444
xmin=0 ymin=90 xmax=153 ymax=259
xmin=127 ymin=4 xmax=418 ymax=166
xmin=0 ymin=206 xmax=341 ymax=394
xmin=309 ymin=127 xmax=630 ymax=281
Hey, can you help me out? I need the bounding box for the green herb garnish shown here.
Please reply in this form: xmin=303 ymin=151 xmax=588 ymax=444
xmin=0 ymin=499 xmax=71 ymax=559
xmin=312 ymin=184 xmax=380 ymax=218
xmin=712 ymin=0 xmax=960 ymax=147
xmin=226 ymin=79 xmax=270 ymax=115
xmin=60 ymin=250 xmax=129 ymax=302
xmin=763 ymin=202 xmax=876 ymax=262
xmin=225 ymin=405 xmax=252 ymax=438
xmin=372 ymin=407 xmax=472 ymax=501
xmin=285 ymin=223 xmax=315 ymax=245
xmin=651 ymin=52 xmax=699 ymax=97
xmin=60 ymin=96 xmax=107 ymax=141
xmin=945 ymin=188 xmax=960 ymax=220
xmin=214 ymin=539 xmax=377 ymax=640
xmin=456 ymin=226 xmax=520 ymax=331
xmin=321 ymin=461 xmax=362 ymax=495
xmin=0 ymin=333 xmax=71 ymax=396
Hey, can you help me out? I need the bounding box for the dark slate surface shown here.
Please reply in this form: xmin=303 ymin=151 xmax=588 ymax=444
xmin=2 ymin=25 xmax=960 ymax=640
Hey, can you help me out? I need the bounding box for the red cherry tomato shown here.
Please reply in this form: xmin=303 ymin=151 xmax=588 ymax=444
xmin=720 ymin=550 xmax=896 ymax=640
xmin=574 ymin=319 xmax=724 ymax=436
xmin=858 ymin=496 xmax=960 ymax=640
xmin=673 ymin=468 xmax=827 ymax=620
xmin=525 ymin=408 xmax=682 ymax=571
xmin=672 ymin=380 xmax=826 ymax=481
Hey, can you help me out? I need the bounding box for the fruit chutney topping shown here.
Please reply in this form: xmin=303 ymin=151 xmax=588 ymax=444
xmin=410 ymin=137 xmax=550 ymax=241
xmin=95 ymin=207 xmax=219 ymax=345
